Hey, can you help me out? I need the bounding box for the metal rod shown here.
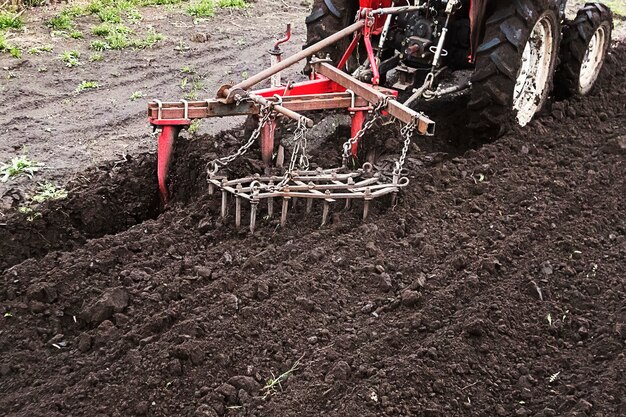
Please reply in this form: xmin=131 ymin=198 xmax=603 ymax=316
xmin=223 ymin=20 xmax=365 ymax=98
xmin=221 ymin=190 xmax=228 ymax=218
xmin=249 ymin=94 xmax=314 ymax=128
xmin=321 ymin=200 xmax=330 ymax=227
xmin=281 ymin=197 xmax=290 ymax=226
xmin=368 ymin=5 xmax=426 ymax=16
xmin=306 ymin=197 xmax=313 ymax=213
xmin=235 ymin=196 xmax=242 ymax=228
xmin=250 ymin=200 xmax=258 ymax=233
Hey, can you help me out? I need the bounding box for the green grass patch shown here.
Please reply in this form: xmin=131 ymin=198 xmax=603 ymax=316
xmin=187 ymin=0 xmax=215 ymax=17
xmin=75 ymin=80 xmax=99 ymax=93
xmin=31 ymin=182 xmax=68 ymax=203
xmin=28 ymin=45 xmax=53 ymax=54
xmin=218 ymin=0 xmax=248 ymax=9
xmin=130 ymin=91 xmax=144 ymax=101
xmin=90 ymin=39 xmax=111 ymax=51
xmin=0 ymin=34 xmax=21 ymax=59
xmin=69 ymin=30 xmax=84 ymax=39
xmin=60 ymin=50 xmax=81 ymax=67
xmin=0 ymin=10 xmax=24 ymax=31
xmin=0 ymin=156 xmax=42 ymax=182
xmin=89 ymin=52 xmax=104 ymax=61
xmin=131 ymin=30 xmax=164 ymax=48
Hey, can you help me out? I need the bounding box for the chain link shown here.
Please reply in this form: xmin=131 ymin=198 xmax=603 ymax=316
xmin=207 ymin=104 xmax=273 ymax=175
xmin=394 ymin=119 xmax=417 ymax=175
xmin=273 ymin=117 xmax=309 ymax=190
xmin=342 ymin=97 xmax=389 ymax=166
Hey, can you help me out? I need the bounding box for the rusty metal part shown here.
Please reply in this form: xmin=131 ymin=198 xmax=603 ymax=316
xmin=312 ymin=61 xmax=435 ymax=135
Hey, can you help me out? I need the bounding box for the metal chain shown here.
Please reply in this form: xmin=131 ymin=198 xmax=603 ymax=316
xmin=394 ymin=118 xmax=417 ymax=175
xmin=342 ymin=97 xmax=389 ymax=166
xmin=273 ymin=117 xmax=309 ymax=190
xmin=207 ymin=104 xmax=273 ymax=175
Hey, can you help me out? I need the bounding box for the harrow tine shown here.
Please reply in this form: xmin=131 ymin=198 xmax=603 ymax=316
xmin=281 ymin=194 xmax=290 ymax=227
xmin=267 ymin=180 xmax=274 ymax=218
xmin=250 ymin=198 xmax=259 ymax=233
xmin=321 ymin=190 xmax=332 ymax=227
xmin=363 ymin=187 xmax=372 ymax=220
xmin=306 ymin=196 xmax=313 ymax=214
xmin=221 ymin=189 xmax=228 ymax=218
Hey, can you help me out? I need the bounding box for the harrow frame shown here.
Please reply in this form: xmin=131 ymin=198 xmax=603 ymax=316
xmin=149 ymin=4 xmax=436 ymax=229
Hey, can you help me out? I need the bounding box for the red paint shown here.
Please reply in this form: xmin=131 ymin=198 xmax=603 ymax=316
xmin=157 ymin=125 xmax=181 ymax=204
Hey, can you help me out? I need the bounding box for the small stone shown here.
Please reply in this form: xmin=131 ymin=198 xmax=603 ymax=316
xmin=401 ymin=289 xmax=420 ymax=307
xmin=379 ymin=272 xmax=393 ymax=292
xmin=168 ymin=359 xmax=183 ymax=376
xmin=192 ymin=33 xmax=208 ymax=43
xmin=256 ymin=281 xmax=269 ymax=300
xmin=195 ymin=266 xmax=212 ymax=279
xmin=78 ymin=333 xmax=92 ymax=353
xmin=375 ymin=264 xmax=385 ymax=273
xmin=361 ymin=302 xmax=375 ymax=314
xmin=216 ymin=383 xmax=237 ymax=403
xmin=307 ymin=336 xmax=318 ymax=344
xmin=227 ymin=375 xmax=260 ymax=394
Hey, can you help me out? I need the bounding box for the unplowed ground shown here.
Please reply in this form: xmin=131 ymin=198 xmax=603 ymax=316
xmin=1 ymin=2 xmax=626 ymax=417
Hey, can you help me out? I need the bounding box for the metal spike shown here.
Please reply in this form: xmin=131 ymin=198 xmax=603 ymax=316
xmin=321 ymin=190 xmax=331 ymax=227
xmin=208 ymin=183 xmax=214 ymax=195
xmin=267 ymin=181 xmax=274 ymax=218
xmin=235 ymin=184 xmax=243 ymax=228
xmin=250 ymin=199 xmax=258 ymax=233
xmin=292 ymin=197 xmax=298 ymax=209
xmin=363 ymin=187 xmax=372 ymax=221
xmin=221 ymin=189 xmax=228 ymax=218
xmin=344 ymin=199 xmax=351 ymax=210
xmin=306 ymin=197 xmax=313 ymax=213
xmin=281 ymin=197 xmax=290 ymax=227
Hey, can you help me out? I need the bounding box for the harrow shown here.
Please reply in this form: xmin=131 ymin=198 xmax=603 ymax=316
xmin=148 ymin=0 xmax=613 ymax=231
xmin=149 ymin=5 xmax=434 ymax=230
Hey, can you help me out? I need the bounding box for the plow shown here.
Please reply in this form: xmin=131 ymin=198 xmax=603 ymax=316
xmin=148 ymin=0 xmax=613 ymax=231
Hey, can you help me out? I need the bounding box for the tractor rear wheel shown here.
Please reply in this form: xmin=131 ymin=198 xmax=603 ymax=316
xmin=554 ymin=3 xmax=613 ymax=97
xmin=469 ymin=0 xmax=561 ymax=139
xmin=304 ymin=0 xmax=360 ymax=73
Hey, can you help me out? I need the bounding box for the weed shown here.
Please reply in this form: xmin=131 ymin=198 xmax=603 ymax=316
xmin=181 ymin=65 xmax=195 ymax=74
xmin=184 ymin=90 xmax=199 ymax=100
xmin=0 ymin=34 xmax=21 ymax=58
xmin=106 ymin=31 xmax=131 ymax=49
xmin=130 ymin=91 xmax=144 ymax=101
xmin=28 ymin=45 xmax=53 ymax=54
xmin=262 ymin=355 xmax=304 ymax=399
xmin=0 ymin=10 xmax=24 ymax=30
xmin=18 ymin=206 xmax=42 ymax=222
xmin=187 ymin=0 xmax=215 ymax=18
xmin=9 ymin=46 xmax=21 ymax=58
xmin=188 ymin=119 xmax=201 ymax=135
xmin=89 ymin=52 xmax=104 ymax=61
xmin=69 ymin=30 xmax=84 ymax=39
xmin=127 ymin=9 xmax=143 ymax=23
xmin=47 ymin=14 xmax=73 ymax=31
xmin=174 ymin=40 xmax=190 ymax=51
xmin=31 ymin=182 xmax=68 ymax=203
xmin=131 ymin=30 xmax=164 ymax=48
xmin=0 ymin=156 xmax=42 ymax=182
xmin=218 ymin=0 xmax=248 ymax=9
xmin=90 ymin=39 xmax=111 ymax=51
xmin=60 ymin=50 xmax=81 ymax=67
xmin=76 ymin=80 xmax=99 ymax=93
xmin=180 ymin=77 xmax=188 ymax=90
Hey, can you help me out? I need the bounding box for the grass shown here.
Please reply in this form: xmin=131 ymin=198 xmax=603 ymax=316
xmin=60 ymin=50 xmax=81 ymax=67
xmin=0 ymin=10 xmax=24 ymax=31
xmin=188 ymin=119 xmax=201 ymax=135
xmin=69 ymin=30 xmax=84 ymax=39
xmin=187 ymin=0 xmax=215 ymax=18
xmin=28 ymin=45 xmax=53 ymax=54
xmin=31 ymin=182 xmax=68 ymax=203
xmin=89 ymin=52 xmax=104 ymax=61
xmin=0 ymin=156 xmax=42 ymax=182
xmin=76 ymin=80 xmax=99 ymax=92
xmin=130 ymin=91 xmax=144 ymax=101
xmin=90 ymin=39 xmax=111 ymax=51
xmin=181 ymin=65 xmax=195 ymax=74
xmin=604 ymin=0 xmax=626 ymax=16
xmin=262 ymin=355 xmax=303 ymax=399
xmin=0 ymin=33 xmax=21 ymax=59
xmin=218 ymin=0 xmax=248 ymax=9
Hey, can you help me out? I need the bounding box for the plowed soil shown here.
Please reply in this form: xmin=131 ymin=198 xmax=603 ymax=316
xmin=1 ymin=3 xmax=626 ymax=417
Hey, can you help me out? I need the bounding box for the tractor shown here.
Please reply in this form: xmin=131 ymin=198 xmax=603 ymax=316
xmin=148 ymin=0 xmax=613 ymax=230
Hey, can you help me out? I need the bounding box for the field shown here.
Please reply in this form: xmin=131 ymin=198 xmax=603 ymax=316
xmin=1 ymin=1 xmax=625 ymax=416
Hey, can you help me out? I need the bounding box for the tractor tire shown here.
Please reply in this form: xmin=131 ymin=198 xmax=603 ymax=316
xmin=554 ymin=3 xmax=613 ymax=98
xmin=468 ymin=0 xmax=562 ymax=140
xmin=304 ymin=0 xmax=360 ymax=73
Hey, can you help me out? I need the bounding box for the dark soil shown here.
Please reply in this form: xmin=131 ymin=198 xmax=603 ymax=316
xmin=1 ymin=36 xmax=625 ymax=417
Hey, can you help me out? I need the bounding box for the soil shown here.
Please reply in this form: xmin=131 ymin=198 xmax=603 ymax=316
xmin=1 ymin=2 xmax=626 ymax=417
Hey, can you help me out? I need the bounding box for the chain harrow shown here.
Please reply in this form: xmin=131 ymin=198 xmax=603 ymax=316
xmin=206 ymin=94 xmax=419 ymax=232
